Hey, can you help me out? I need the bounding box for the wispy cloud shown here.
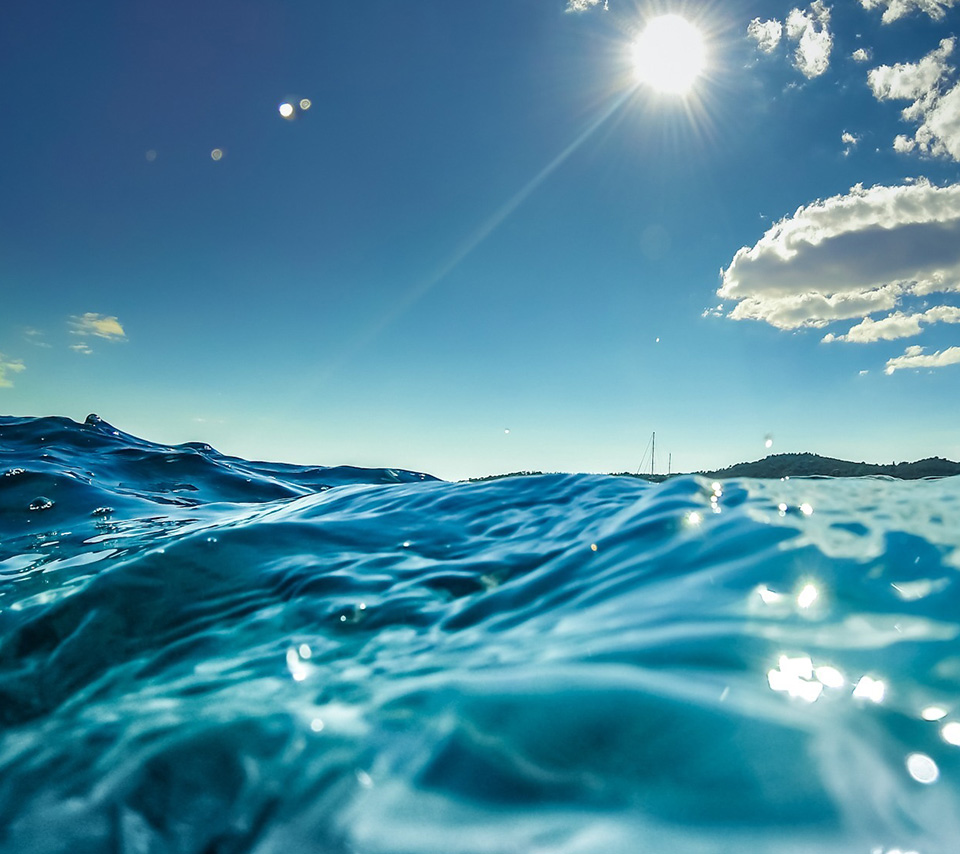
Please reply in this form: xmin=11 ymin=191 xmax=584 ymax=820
xmin=868 ymin=38 xmax=960 ymax=161
xmin=746 ymin=2 xmax=833 ymax=79
xmin=885 ymin=344 xmax=960 ymax=373
xmin=0 ymin=354 xmax=26 ymax=388
xmin=718 ymin=180 xmax=960 ymax=335
xmin=22 ymin=327 xmax=52 ymax=348
xmin=852 ymin=48 xmax=873 ymax=63
xmin=861 ymin=0 xmax=958 ymax=23
xmin=69 ymin=313 xmax=127 ymax=342
xmin=70 ymin=343 xmax=93 ymax=356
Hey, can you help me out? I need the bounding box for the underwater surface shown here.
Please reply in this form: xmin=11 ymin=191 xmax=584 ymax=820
xmin=2 ymin=414 xmax=960 ymax=853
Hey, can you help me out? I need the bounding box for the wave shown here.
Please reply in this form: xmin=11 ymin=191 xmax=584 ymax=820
xmin=2 ymin=415 xmax=959 ymax=853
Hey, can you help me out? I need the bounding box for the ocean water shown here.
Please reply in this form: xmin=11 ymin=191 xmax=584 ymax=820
xmin=2 ymin=415 xmax=960 ymax=854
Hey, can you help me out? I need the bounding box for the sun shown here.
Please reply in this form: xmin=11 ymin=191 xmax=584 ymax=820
xmin=632 ymin=15 xmax=706 ymax=96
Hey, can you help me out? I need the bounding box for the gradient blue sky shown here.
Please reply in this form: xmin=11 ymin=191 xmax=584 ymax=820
xmin=3 ymin=0 xmax=960 ymax=479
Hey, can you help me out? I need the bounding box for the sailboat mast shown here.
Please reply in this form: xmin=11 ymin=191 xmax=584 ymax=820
xmin=651 ymin=432 xmax=655 ymax=476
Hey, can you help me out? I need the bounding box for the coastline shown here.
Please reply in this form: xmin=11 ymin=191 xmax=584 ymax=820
xmin=468 ymin=452 xmax=960 ymax=483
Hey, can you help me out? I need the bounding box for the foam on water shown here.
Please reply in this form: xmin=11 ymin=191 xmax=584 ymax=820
xmin=2 ymin=415 xmax=960 ymax=853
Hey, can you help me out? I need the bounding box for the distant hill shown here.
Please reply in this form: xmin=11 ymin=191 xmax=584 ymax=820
xmin=702 ymin=452 xmax=960 ymax=480
xmin=468 ymin=454 xmax=960 ymax=483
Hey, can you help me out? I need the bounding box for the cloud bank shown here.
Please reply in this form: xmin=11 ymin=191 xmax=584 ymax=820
xmin=719 ymin=181 xmax=960 ymax=364
xmin=0 ymin=354 xmax=26 ymax=388
xmin=868 ymin=38 xmax=960 ymax=161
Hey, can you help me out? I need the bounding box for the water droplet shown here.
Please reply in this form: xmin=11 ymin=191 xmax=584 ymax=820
xmin=941 ymin=721 xmax=960 ymax=745
xmin=906 ymin=752 xmax=939 ymax=784
xmin=310 ymin=717 xmax=324 ymax=732
xmin=145 ymin=149 xmax=157 ymax=162
xmin=28 ymin=497 xmax=53 ymax=511
xmin=210 ymin=148 xmax=224 ymax=161
xmin=299 ymin=98 xmax=312 ymax=110
xmin=279 ymin=102 xmax=295 ymax=118
xmin=922 ymin=705 xmax=948 ymax=721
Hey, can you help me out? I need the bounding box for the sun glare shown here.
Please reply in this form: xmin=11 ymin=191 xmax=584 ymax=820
xmin=632 ymin=15 xmax=706 ymax=95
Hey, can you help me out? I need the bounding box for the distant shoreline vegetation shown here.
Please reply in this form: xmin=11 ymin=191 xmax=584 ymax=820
xmin=467 ymin=453 xmax=960 ymax=483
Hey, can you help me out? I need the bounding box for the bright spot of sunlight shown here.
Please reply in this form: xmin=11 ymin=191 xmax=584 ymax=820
xmin=853 ymin=675 xmax=886 ymax=704
xmin=279 ymin=102 xmax=295 ymax=118
xmin=814 ymin=665 xmax=845 ymax=688
xmin=632 ymin=15 xmax=706 ymax=95
xmin=768 ymin=654 xmax=823 ymax=703
xmin=797 ymin=583 xmax=819 ymax=609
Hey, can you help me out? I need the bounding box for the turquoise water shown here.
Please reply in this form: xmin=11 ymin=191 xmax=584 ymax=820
xmin=2 ymin=414 xmax=959 ymax=853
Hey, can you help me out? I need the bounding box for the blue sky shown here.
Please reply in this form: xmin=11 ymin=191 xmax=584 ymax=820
xmin=2 ymin=0 xmax=960 ymax=479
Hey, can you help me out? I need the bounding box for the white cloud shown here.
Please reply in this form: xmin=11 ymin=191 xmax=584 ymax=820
xmin=747 ymin=18 xmax=783 ymax=53
xmin=852 ymin=48 xmax=872 ymax=63
xmin=868 ymin=38 xmax=953 ymax=100
xmin=885 ymin=344 xmax=960 ymax=373
xmin=69 ymin=312 xmax=127 ymax=341
xmin=821 ymin=306 xmax=960 ymax=342
xmin=841 ymin=130 xmax=861 ymax=154
xmin=565 ymin=0 xmax=602 ymax=11
xmin=894 ymin=133 xmax=917 ymax=152
xmin=786 ymin=1 xmax=833 ymax=79
xmin=861 ymin=0 xmax=958 ymax=23
xmin=868 ymin=39 xmax=960 ymax=161
xmin=719 ymin=181 xmax=960 ymax=333
xmin=746 ymin=4 xmax=832 ymax=78
xmin=70 ymin=343 xmax=93 ymax=356
xmin=0 ymin=354 xmax=26 ymax=388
